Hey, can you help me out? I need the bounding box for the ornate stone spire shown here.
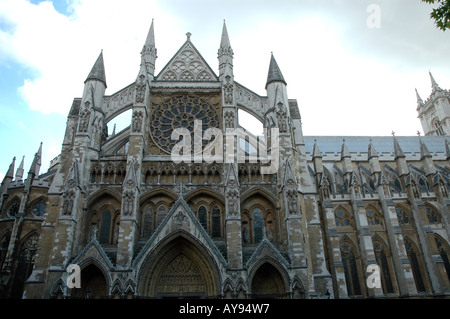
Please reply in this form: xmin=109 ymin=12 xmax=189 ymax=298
xmin=219 ymin=20 xmax=233 ymax=55
xmin=415 ymin=88 xmax=424 ymax=108
xmin=429 ymin=71 xmax=442 ymax=93
xmin=141 ymin=19 xmax=157 ymax=76
xmin=218 ymin=20 xmax=233 ymax=81
xmin=266 ymin=53 xmax=286 ymax=89
xmin=85 ymin=51 xmax=107 ymax=88
xmin=392 ymin=134 xmax=405 ymax=158
xmin=5 ymin=157 xmax=15 ymax=180
xmin=15 ymin=156 xmax=24 ymax=181
xmin=368 ymin=139 xmax=378 ymax=159
xmin=28 ymin=142 xmax=42 ymax=176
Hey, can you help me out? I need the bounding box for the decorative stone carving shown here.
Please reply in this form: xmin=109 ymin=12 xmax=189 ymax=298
xmin=286 ymin=189 xmax=299 ymax=215
xmin=276 ymin=102 xmax=288 ymax=133
xmin=132 ymin=110 xmax=143 ymax=133
xmin=62 ymin=190 xmax=75 ymax=216
xmin=223 ymin=76 xmax=233 ymax=104
xmin=123 ymin=191 xmax=135 ymax=216
xmin=174 ymin=211 xmax=186 ymax=225
xmin=78 ymin=107 xmax=91 ymax=133
xmin=226 ymin=189 xmax=239 ymax=216
xmin=135 ymin=75 xmax=146 ymax=104
xmin=224 ymin=111 xmax=235 ymax=129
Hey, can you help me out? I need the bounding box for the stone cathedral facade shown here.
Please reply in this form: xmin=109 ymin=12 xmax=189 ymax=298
xmin=1 ymin=21 xmax=450 ymax=299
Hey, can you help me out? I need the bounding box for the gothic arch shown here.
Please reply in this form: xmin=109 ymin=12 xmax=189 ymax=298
xmin=339 ymin=235 xmax=363 ymax=297
xmin=291 ymin=275 xmax=306 ymax=299
xmin=137 ymin=230 xmax=222 ymax=298
xmin=86 ymin=188 xmax=122 ymax=207
xmin=248 ymin=257 xmax=289 ymax=299
xmin=334 ymin=205 xmax=355 ymax=229
xmin=71 ymin=259 xmax=111 ymax=299
xmin=403 ymin=236 xmax=428 ymax=292
xmin=240 ymin=186 xmax=277 ymax=204
xmin=139 ymin=188 xmax=178 ymax=206
xmin=372 ymin=234 xmax=395 ymax=294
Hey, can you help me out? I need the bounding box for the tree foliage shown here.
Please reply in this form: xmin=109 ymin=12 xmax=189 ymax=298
xmin=423 ymin=0 xmax=450 ymax=31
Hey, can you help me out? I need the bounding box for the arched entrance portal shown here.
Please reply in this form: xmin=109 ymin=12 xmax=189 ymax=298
xmin=139 ymin=235 xmax=219 ymax=298
xmin=251 ymin=263 xmax=287 ymax=299
xmin=71 ymin=264 xmax=107 ymax=299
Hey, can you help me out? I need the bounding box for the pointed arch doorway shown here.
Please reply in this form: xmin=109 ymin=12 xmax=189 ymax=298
xmin=250 ymin=262 xmax=287 ymax=299
xmin=139 ymin=234 xmax=220 ymax=298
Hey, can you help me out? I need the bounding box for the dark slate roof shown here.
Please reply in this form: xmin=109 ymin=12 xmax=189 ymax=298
xmin=85 ymin=51 xmax=107 ymax=87
xmin=304 ymin=136 xmax=449 ymax=156
xmin=266 ymin=54 xmax=286 ymax=88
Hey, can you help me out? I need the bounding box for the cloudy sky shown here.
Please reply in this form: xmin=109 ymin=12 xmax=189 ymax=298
xmin=0 ymin=0 xmax=449 ymax=179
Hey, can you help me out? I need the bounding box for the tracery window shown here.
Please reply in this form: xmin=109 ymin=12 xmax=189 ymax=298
xmin=373 ymin=240 xmax=394 ymax=293
xmin=7 ymin=200 xmax=20 ymax=217
xmin=31 ymin=198 xmax=46 ymax=217
xmin=211 ymin=206 xmax=221 ymax=238
xmin=335 ymin=208 xmax=353 ymax=228
xmin=198 ymin=205 xmax=207 ymax=230
xmin=0 ymin=233 xmax=10 ymax=272
xmin=340 ymin=241 xmax=361 ymax=297
xmin=253 ymin=208 xmax=264 ymax=244
xmin=99 ymin=209 xmax=112 ymax=245
xmin=366 ymin=207 xmax=383 ymax=226
xmin=150 ymin=95 xmax=220 ymax=154
xmin=10 ymin=234 xmax=39 ymax=299
xmin=141 ymin=206 xmax=153 ymax=239
xmin=425 ymin=205 xmax=441 ymax=224
xmin=395 ymin=205 xmax=412 ymax=225
xmin=196 ymin=205 xmax=222 ymax=238
xmin=404 ymin=238 xmax=426 ymax=292
xmin=435 ymin=236 xmax=450 ymax=281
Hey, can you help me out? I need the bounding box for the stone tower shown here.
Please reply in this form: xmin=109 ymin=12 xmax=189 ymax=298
xmin=417 ymin=72 xmax=450 ymax=136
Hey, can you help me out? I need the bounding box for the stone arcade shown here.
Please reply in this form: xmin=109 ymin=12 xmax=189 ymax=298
xmin=1 ymin=21 xmax=450 ymax=299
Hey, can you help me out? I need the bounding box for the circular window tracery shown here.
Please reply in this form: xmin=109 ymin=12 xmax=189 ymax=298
xmin=150 ymin=95 xmax=220 ymax=154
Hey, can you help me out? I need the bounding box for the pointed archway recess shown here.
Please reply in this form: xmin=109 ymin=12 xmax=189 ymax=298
xmin=250 ymin=262 xmax=287 ymax=299
xmin=137 ymin=232 xmax=220 ymax=298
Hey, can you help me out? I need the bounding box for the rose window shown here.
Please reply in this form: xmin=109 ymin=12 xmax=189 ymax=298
xmin=150 ymin=95 xmax=220 ymax=154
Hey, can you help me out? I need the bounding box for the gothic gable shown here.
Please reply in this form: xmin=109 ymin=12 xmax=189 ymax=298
xmin=132 ymin=195 xmax=227 ymax=270
xmin=155 ymin=35 xmax=218 ymax=82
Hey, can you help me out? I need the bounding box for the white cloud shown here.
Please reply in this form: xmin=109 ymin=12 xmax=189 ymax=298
xmin=0 ymin=0 xmax=180 ymax=115
xmin=0 ymin=0 xmax=449 ymax=138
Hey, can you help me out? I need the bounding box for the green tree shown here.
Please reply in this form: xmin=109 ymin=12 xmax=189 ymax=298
xmin=423 ymin=0 xmax=450 ymax=31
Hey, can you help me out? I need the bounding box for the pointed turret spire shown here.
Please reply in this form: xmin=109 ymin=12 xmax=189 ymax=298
xmin=340 ymin=139 xmax=351 ymax=159
xmin=15 ymin=156 xmax=24 ymax=181
xmin=368 ymin=139 xmax=378 ymax=159
xmin=392 ymin=134 xmax=405 ymax=158
xmin=415 ymin=88 xmax=424 ymax=107
xmin=429 ymin=71 xmax=442 ymax=92
xmin=141 ymin=19 xmax=157 ymax=77
xmin=144 ymin=19 xmax=155 ymax=50
xmin=312 ymin=140 xmax=322 ymax=158
xmin=5 ymin=157 xmax=15 ymax=180
xmin=0 ymin=157 xmax=15 ymax=193
xmin=85 ymin=51 xmax=107 ymax=88
xmin=218 ymin=20 xmax=234 ymax=81
xmin=29 ymin=142 xmax=42 ymax=176
xmin=266 ymin=53 xmax=286 ymax=89
xmin=419 ymin=135 xmax=432 ymax=159
xmin=219 ymin=20 xmax=232 ymax=53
